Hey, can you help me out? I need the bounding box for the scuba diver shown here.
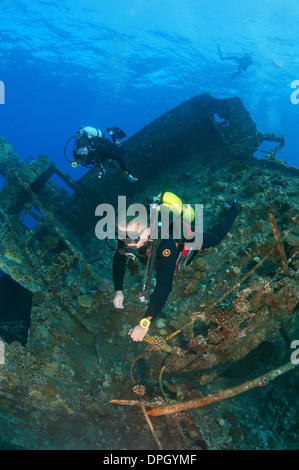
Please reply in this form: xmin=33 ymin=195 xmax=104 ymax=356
xmin=64 ymin=126 xmax=138 ymax=182
xmin=217 ymin=45 xmax=253 ymax=79
xmin=111 ymin=191 xmax=241 ymax=342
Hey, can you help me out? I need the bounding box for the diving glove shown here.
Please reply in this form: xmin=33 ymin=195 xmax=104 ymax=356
xmin=223 ymin=198 xmax=241 ymax=213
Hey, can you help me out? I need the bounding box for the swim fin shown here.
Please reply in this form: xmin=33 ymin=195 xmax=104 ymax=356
xmin=106 ymin=127 xmax=127 ymax=140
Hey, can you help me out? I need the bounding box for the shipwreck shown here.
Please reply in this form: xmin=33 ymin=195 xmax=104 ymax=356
xmin=0 ymin=94 xmax=298 ymax=450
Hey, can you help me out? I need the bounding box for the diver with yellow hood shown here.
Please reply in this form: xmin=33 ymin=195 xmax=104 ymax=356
xmin=112 ymin=191 xmax=241 ymax=341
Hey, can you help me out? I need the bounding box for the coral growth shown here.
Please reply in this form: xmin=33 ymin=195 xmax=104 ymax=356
xmin=47 ymin=251 xmax=78 ymax=282
xmin=143 ymin=334 xmax=173 ymax=352
xmin=78 ymin=294 xmax=92 ymax=308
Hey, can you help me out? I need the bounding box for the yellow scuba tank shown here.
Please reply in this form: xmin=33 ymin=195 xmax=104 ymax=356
xmin=157 ymin=191 xmax=183 ymax=218
xmin=157 ymin=191 xmax=194 ymax=223
xmin=182 ymin=203 xmax=195 ymax=224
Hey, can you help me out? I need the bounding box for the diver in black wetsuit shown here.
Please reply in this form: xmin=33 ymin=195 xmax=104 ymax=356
xmin=112 ymin=197 xmax=241 ymax=342
xmin=67 ymin=126 xmax=138 ymax=182
xmin=217 ymin=45 xmax=253 ymax=78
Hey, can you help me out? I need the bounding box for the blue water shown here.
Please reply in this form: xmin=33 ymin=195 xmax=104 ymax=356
xmin=0 ymin=0 xmax=298 ymax=181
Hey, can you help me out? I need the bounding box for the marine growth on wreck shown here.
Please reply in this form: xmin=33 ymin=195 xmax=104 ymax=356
xmin=0 ymin=94 xmax=298 ymax=450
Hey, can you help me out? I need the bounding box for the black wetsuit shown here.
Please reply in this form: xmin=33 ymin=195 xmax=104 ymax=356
xmin=112 ymin=209 xmax=238 ymax=320
xmin=93 ymin=136 xmax=129 ymax=173
xmin=76 ymin=133 xmax=129 ymax=173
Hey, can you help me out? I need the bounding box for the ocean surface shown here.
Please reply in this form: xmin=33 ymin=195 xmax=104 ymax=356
xmin=0 ymin=0 xmax=298 ymax=180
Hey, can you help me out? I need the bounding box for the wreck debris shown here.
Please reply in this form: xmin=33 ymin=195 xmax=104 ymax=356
xmin=231 ymin=132 xmax=285 ymax=160
xmin=268 ymin=213 xmax=289 ymax=275
xmin=159 ymin=366 xmax=167 ymax=400
xmin=257 ymin=132 xmax=285 ymax=158
xmin=140 ymin=403 xmax=164 ymax=450
xmin=198 ymin=213 xmax=297 ymax=319
xmin=146 ymin=362 xmax=297 ymax=417
xmin=111 ymin=213 xmax=298 ymax=434
xmin=109 ymin=399 xmax=156 ymax=408
xmin=165 ymin=314 xmax=206 ymax=342
xmin=109 ymin=397 xmax=164 ymax=450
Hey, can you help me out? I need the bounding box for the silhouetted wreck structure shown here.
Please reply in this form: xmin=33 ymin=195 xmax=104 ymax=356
xmin=0 ymin=94 xmax=298 ymax=450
